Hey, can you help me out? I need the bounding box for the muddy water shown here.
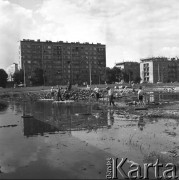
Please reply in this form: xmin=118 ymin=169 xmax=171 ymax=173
xmin=0 ymin=96 xmax=179 ymax=179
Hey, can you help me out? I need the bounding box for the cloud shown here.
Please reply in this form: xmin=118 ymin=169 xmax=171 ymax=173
xmin=34 ymin=0 xmax=107 ymax=43
xmin=2 ymin=0 xmax=179 ymax=69
xmin=0 ymin=0 xmax=36 ymax=69
xmin=158 ymin=47 xmax=179 ymax=58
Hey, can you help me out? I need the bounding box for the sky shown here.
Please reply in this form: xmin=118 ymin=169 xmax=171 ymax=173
xmin=1 ymin=0 xmax=179 ymax=71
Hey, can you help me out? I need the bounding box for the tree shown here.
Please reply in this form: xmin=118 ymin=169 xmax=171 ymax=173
xmin=111 ymin=67 xmax=122 ymax=82
xmin=99 ymin=67 xmax=106 ymax=83
xmin=13 ymin=69 xmax=24 ymax=84
xmin=134 ymin=76 xmax=141 ymax=83
xmin=30 ymin=68 xmax=44 ymax=85
xmin=0 ymin=69 xmax=8 ymax=88
xmin=121 ymin=70 xmax=132 ymax=83
xmin=105 ymin=67 xmax=122 ymax=84
xmin=105 ymin=67 xmax=113 ymax=83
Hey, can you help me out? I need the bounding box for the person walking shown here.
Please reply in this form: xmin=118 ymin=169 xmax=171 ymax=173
xmin=107 ymin=87 xmax=115 ymax=106
xmin=57 ymin=86 xmax=63 ymax=101
xmin=51 ymin=87 xmax=55 ymax=100
xmin=94 ymin=86 xmax=100 ymax=102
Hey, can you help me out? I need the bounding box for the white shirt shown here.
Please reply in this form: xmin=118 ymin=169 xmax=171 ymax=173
xmin=108 ymin=89 xmax=113 ymax=96
xmin=94 ymin=87 xmax=99 ymax=93
xmin=138 ymin=89 xmax=144 ymax=96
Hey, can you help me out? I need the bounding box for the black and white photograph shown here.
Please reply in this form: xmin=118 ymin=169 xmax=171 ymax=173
xmin=0 ymin=0 xmax=179 ymax=179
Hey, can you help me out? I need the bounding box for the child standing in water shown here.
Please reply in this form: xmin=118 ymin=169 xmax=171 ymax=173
xmin=51 ymin=87 xmax=55 ymax=100
xmin=94 ymin=86 xmax=100 ymax=102
xmin=138 ymin=86 xmax=145 ymax=106
xmin=107 ymin=87 xmax=115 ymax=106
xmin=57 ymin=86 xmax=63 ymax=101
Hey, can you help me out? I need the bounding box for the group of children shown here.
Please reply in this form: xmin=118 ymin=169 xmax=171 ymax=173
xmin=93 ymin=85 xmax=146 ymax=107
xmin=50 ymin=86 xmax=70 ymax=101
xmin=94 ymin=86 xmax=115 ymax=106
xmin=50 ymin=84 xmax=146 ymax=106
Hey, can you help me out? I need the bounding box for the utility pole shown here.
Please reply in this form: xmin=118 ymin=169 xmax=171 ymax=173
xmin=42 ymin=43 xmax=45 ymax=86
xmin=99 ymin=75 xmax=100 ymax=85
xmin=158 ymin=63 xmax=160 ymax=82
xmin=129 ymin=72 xmax=131 ymax=84
xmin=89 ymin=60 xmax=92 ymax=86
xmin=23 ymin=61 xmax=26 ymax=87
xmin=70 ymin=44 xmax=72 ymax=85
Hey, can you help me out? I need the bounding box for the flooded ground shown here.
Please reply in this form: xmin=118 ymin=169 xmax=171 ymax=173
xmin=0 ymin=92 xmax=179 ymax=179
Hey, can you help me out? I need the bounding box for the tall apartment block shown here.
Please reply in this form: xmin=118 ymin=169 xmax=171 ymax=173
xmin=140 ymin=57 xmax=179 ymax=83
xmin=20 ymin=39 xmax=106 ymax=86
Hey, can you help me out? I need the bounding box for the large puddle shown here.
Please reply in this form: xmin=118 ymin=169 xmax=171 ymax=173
xmin=0 ymin=92 xmax=179 ymax=179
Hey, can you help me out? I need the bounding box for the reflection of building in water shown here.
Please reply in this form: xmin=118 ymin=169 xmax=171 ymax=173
xmin=23 ymin=102 xmax=110 ymax=134
xmin=23 ymin=117 xmax=59 ymax=137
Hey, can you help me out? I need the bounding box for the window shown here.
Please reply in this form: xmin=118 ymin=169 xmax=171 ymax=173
xmin=143 ymin=63 xmax=149 ymax=68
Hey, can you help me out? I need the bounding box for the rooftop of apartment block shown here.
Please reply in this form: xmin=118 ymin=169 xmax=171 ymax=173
xmin=21 ymin=39 xmax=105 ymax=46
xmin=115 ymin=61 xmax=139 ymax=66
xmin=140 ymin=57 xmax=169 ymax=62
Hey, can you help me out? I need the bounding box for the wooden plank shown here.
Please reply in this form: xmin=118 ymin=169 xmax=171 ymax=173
xmin=38 ymin=99 xmax=54 ymax=101
xmin=135 ymin=107 xmax=148 ymax=110
xmin=53 ymin=100 xmax=75 ymax=104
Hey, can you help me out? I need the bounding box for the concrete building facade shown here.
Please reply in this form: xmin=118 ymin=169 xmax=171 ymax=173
xmin=20 ymin=39 xmax=106 ymax=86
xmin=140 ymin=57 xmax=179 ymax=83
xmin=115 ymin=62 xmax=140 ymax=82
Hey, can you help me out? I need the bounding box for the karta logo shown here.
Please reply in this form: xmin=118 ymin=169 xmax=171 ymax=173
xmin=106 ymin=158 xmax=178 ymax=179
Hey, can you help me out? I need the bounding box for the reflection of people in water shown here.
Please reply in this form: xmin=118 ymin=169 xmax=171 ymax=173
xmin=138 ymin=116 xmax=145 ymax=131
xmin=107 ymin=109 xmax=114 ymax=128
